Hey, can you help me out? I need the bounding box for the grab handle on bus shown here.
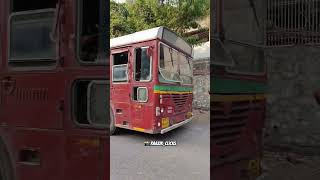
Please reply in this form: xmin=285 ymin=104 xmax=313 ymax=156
xmin=1 ymin=76 xmax=16 ymax=95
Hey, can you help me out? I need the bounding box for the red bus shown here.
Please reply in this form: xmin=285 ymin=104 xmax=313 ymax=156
xmin=110 ymin=27 xmax=194 ymax=134
xmin=0 ymin=0 xmax=109 ymax=180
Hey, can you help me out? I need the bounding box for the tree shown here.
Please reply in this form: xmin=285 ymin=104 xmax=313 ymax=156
xmin=110 ymin=0 xmax=210 ymax=45
xmin=110 ymin=1 xmax=132 ymax=38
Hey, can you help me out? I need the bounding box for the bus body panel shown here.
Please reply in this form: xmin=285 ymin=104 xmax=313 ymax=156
xmin=0 ymin=0 xmax=109 ymax=179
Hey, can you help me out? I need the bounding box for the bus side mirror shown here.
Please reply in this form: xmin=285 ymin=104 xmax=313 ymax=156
xmin=147 ymin=47 xmax=153 ymax=57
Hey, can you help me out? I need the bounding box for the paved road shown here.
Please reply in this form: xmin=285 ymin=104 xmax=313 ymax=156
xmin=110 ymin=111 xmax=210 ymax=180
xmin=259 ymin=151 xmax=320 ymax=180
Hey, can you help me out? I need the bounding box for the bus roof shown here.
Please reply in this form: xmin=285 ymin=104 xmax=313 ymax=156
xmin=110 ymin=26 xmax=193 ymax=56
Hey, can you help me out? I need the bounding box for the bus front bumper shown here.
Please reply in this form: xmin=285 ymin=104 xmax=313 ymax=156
xmin=160 ymin=117 xmax=193 ymax=134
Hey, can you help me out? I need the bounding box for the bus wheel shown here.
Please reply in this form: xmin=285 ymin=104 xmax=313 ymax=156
xmin=0 ymin=140 xmax=14 ymax=180
xmin=110 ymin=109 xmax=118 ymax=135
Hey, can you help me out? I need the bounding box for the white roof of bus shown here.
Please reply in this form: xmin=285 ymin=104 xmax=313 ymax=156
xmin=110 ymin=27 xmax=193 ymax=56
xmin=110 ymin=27 xmax=164 ymax=48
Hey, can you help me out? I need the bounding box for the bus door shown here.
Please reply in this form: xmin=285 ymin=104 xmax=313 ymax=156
xmin=111 ymin=48 xmax=132 ymax=128
xmin=65 ymin=0 xmax=109 ymax=179
xmin=130 ymin=46 xmax=153 ymax=130
xmin=4 ymin=7 xmax=64 ymax=180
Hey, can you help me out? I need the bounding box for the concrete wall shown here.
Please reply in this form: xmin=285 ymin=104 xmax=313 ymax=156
xmin=265 ymin=46 xmax=320 ymax=153
xmin=193 ymin=59 xmax=210 ymax=110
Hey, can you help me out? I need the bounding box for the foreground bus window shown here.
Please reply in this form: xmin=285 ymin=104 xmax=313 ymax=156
xmin=73 ymin=80 xmax=108 ymax=127
xmin=9 ymin=9 xmax=56 ymax=67
xmin=110 ymin=27 xmax=193 ymax=134
xmin=78 ymin=0 xmax=107 ymax=64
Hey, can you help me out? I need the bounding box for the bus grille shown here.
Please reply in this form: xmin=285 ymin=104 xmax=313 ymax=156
xmin=212 ymin=101 xmax=249 ymax=146
xmin=162 ymin=94 xmax=191 ymax=112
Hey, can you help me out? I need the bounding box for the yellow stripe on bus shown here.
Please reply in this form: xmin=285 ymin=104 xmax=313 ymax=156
xmin=154 ymin=90 xmax=193 ymax=94
xmin=211 ymin=94 xmax=267 ymax=102
xmin=133 ymin=127 xmax=145 ymax=132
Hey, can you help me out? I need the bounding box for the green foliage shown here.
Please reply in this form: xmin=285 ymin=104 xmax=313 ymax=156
xmin=110 ymin=0 xmax=210 ymax=45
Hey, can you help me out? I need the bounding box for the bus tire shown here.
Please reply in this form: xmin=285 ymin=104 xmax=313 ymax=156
xmin=0 ymin=139 xmax=14 ymax=180
xmin=110 ymin=108 xmax=118 ymax=135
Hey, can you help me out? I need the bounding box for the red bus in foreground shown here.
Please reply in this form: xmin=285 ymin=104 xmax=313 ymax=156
xmin=0 ymin=0 xmax=108 ymax=179
xmin=110 ymin=27 xmax=194 ymax=134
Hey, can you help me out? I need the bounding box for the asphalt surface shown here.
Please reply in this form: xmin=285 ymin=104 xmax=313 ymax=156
xmin=259 ymin=151 xmax=320 ymax=180
xmin=110 ymin=111 xmax=210 ymax=180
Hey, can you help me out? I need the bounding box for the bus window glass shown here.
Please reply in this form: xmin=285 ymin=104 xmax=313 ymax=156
xmin=179 ymin=54 xmax=193 ymax=84
xmin=159 ymin=44 xmax=180 ymax=82
xmin=226 ymin=43 xmax=265 ymax=74
xmin=135 ymin=48 xmax=151 ymax=81
xmin=74 ymin=80 xmax=108 ymax=127
xmin=78 ymin=0 xmax=107 ymax=64
xmin=9 ymin=10 xmax=56 ymax=63
xmin=112 ymin=52 xmax=128 ymax=82
xmin=212 ymin=39 xmax=234 ymax=66
xmin=137 ymin=87 xmax=148 ymax=102
xmin=88 ymin=81 xmax=108 ymax=125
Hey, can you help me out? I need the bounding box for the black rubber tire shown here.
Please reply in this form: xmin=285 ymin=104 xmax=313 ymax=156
xmin=110 ymin=108 xmax=118 ymax=135
xmin=0 ymin=139 xmax=14 ymax=180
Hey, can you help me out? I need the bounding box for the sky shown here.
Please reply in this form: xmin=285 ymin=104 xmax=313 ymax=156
xmin=193 ymin=41 xmax=210 ymax=60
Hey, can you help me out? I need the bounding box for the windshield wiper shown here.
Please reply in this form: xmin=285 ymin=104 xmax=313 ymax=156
xmin=248 ymin=0 xmax=260 ymax=27
xmin=51 ymin=0 xmax=62 ymax=42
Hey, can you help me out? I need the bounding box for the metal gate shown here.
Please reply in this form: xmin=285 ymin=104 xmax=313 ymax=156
xmin=267 ymin=0 xmax=320 ymax=46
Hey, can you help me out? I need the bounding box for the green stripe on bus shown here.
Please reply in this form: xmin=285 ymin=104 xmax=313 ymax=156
xmin=211 ymin=78 xmax=266 ymax=94
xmin=154 ymin=85 xmax=193 ymax=92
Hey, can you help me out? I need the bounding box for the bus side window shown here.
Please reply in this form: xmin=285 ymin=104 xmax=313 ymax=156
xmin=135 ymin=47 xmax=151 ymax=81
xmin=9 ymin=9 xmax=56 ymax=67
xmin=133 ymin=87 xmax=148 ymax=102
xmin=73 ymin=80 xmax=108 ymax=127
xmin=112 ymin=52 xmax=128 ymax=82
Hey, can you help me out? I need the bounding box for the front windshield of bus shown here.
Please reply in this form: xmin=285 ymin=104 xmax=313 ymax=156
xmin=159 ymin=43 xmax=193 ymax=84
xmin=225 ymin=42 xmax=265 ymax=75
